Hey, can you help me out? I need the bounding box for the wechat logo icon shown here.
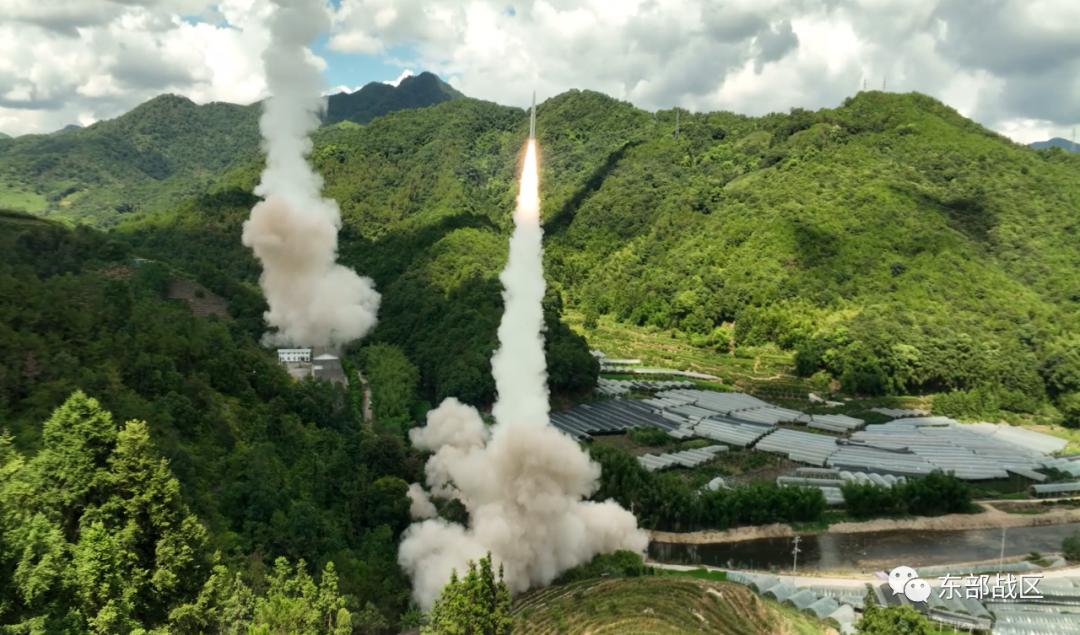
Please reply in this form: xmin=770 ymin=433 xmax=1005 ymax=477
xmin=889 ymin=566 xmax=930 ymax=603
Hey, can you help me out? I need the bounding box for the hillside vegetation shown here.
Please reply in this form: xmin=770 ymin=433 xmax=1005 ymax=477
xmin=0 ymin=210 xmax=423 ymax=631
xmin=114 ymin=89 xmax=1080 ymax=422
xmin=512 ymin=577 xmax=826 ymax=635
xmin=0 ymin=73 xmax=463 ymax=227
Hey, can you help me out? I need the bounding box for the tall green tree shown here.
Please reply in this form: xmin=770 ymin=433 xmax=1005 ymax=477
xmin=1 ymin=392 xmax=209 ymax=634
xmin=423 ymin=553 xmax=513 ymax=635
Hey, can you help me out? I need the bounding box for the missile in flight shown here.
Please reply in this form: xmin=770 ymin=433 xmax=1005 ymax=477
xmin=529 ymin=90 xmax=536 ymax=139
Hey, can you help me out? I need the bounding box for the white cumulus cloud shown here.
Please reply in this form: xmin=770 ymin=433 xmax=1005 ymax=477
xmin=0 ymin=0 xmax=282 ymax=136
xmin=327 ymin=0 xmax=1080 ymax=144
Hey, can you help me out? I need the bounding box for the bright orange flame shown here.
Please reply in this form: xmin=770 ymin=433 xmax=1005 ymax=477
xmin=517 ymin=140 xmax=540 ymax=220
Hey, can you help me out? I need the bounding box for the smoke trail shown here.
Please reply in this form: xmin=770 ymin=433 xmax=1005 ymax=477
xmin=241 ymin=0 xmax=379 ymax=348
xmin=398 ymin=140 xmax=647 ymax=611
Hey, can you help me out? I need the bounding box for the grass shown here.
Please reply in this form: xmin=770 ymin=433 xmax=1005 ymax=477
xmin=601 ymin=373 xmax=738 ymax=392
xmin=511 ymin=577 xmax=828 ymax=635
xmin=1020 ymin=423 xmax=1080 ymax=454
xmin=660 ymin=568 xmax=728 ymax=582
xmin=0 ymin=182 xmax=48 ymax=215
xmin=567 ymin=311 xmax=798 ymax=386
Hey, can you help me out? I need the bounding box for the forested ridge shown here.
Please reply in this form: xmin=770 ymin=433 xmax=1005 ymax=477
xmin=117 ymin=88 xmax=1080 ymax=423
xmin=0 ymin=72 xmax=462 ymax=227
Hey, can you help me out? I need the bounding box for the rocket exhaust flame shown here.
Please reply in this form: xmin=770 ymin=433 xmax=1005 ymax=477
xmin=398 ymin=135 xmax=647 ymax=611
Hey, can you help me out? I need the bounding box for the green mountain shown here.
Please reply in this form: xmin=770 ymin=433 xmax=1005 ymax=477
xmin=120 ymin=90 xmax=1080 ymax=423
xmin=0 ymin=131 xmax=11 ymax=140
xmin=324 ymin=71 xmax=464 ymax=126
xmin=1031 ymin=137 xmax=1079 ymax=153
xmin=0 ymin=72 xmax=464 ymax=227
xmin=0 ymin=94 xmax=263 ymax=226
xmin=51 ymin=123 xmax=83 ymax=135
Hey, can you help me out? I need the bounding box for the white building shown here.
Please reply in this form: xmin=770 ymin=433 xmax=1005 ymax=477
xmin=278 ymin=348 xmax=312 ymax=363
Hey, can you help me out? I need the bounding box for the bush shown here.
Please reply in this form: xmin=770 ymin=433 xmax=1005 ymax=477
xmin=841 ymin=471 xmax=972 ymax=519
xmin=554 ymin=551 xmax=647 ymax=584
xmin=627 ymin=425 xmax=673 ymax=447
xmin=1064 ymin=531 xmax=1080 ymax=562
xmin=933 ymin=387 xmax=999 ymax=420
xmin=1058 ymin=392 xmax=1080 ymax=429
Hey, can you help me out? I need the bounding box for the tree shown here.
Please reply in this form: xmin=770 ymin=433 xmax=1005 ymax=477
xmin=423 ymin=553 xmax=513 ymax=635
xmin=247 ymin=559 xmax=353 ymax=635
xmin=358 ymin=343 xmax=420 ymax=434
xmin=856 ymin=592 xmax=933 ymax=635
xmin=1 ymin=393 xmax=211 ymax=634
xmin=31 ymin=390 xmax=118 ymax=535
xmin=1064 ymin=530 xmax=1080 ymax=562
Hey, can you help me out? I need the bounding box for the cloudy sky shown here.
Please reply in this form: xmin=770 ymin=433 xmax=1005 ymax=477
xmin=2 ymin=0 xmax=1078 ymax=144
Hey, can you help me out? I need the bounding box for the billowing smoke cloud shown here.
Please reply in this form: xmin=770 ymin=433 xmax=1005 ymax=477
xmin=398 ymin=141 xmax=648 ymax=610
xmin=242 ymin=0 xmax=379 ymax=348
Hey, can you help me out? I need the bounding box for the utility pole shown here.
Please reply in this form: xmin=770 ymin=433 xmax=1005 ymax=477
xmin=792 ymin=535 xmax=802 ymax=584
xmin=862 ymin=77 xmax=866 ymax=91
xmin=883 ymin=77 xmax=887 ymax=91
xmin=999 ymin=526 xmax=1006 ymax=570
xmin=674 ymin=109 xmax=680 ymax=140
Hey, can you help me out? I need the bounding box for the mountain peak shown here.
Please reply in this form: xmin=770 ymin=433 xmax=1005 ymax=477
xmin=49 ymin=123 xmax=82 ymax=135
xmin=1031 ymin=137 xmax=1079 ymax=153
xmin=324 ymin=70 xmax=465 ymax=126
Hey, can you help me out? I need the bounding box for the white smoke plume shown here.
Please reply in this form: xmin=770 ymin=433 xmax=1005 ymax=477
xmin=242 ymin=0 xmax=379 ymax=348
xmin=407 ymin=483 xmax=438 ymax=520
xmin=398 ymin=141 xmax=648 ymax=610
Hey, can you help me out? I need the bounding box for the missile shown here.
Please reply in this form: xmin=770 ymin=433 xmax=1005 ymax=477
xmin=529 ymin=90 xmax=536 ymax=139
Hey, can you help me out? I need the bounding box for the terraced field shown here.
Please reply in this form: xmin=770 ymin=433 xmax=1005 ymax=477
xmin=564 ymin=311 xmax=813 ymax=400
xmin=511 ymin=577 xmax=827 ymax=635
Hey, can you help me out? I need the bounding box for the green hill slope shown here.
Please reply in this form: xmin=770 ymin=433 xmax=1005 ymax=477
xmin=513 ymin=576 xmax=826 ymax=635
xmin=0 ymin=208 xmax=419 ymax=629
xmin=0 ymin=73 xmax=464 ymax=228
xmin=0 ymin=95 xmax=262 ymax=225
xmin=324 ymin=71 xmax=464 ymax=126
xmin=118 ymin=90 xmax=1080 ymax=420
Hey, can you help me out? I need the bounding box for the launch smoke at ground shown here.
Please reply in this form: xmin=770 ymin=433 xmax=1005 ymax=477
xmin=399 ymin=140 xmax=648 ymax=610
xmin=241 ymin=0 xmax=379 ymax=348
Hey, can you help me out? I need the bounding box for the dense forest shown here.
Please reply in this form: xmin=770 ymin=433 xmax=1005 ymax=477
xmin=0 ymin=73 xmax=463 ymax=227
xmin=0 ymin=210 xmax=424 ymax=632
xmin=111 ymin=88 xmax=1080 ymax=423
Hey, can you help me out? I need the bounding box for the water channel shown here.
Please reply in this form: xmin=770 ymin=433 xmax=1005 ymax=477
xmin=649 ymin=523 xmax=1080 ymax=573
